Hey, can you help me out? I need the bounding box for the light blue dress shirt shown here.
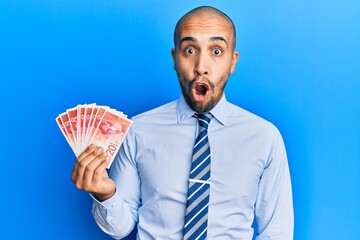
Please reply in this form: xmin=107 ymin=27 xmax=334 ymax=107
xmin=92 ymin=95 xmax=293 ymax=239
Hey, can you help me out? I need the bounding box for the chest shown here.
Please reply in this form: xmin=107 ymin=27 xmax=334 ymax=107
xmin=135 ymin=124 xmax=268 ymax=204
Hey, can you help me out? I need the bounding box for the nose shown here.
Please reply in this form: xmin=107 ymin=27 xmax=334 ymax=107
xmin=194 ymin=52 xmax=209 ymax=76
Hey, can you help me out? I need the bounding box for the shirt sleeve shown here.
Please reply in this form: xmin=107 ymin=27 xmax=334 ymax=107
xmin=255 ymin=127 xmax=294 ymax=240
xmin=91 ymin=127 xmax=141 ymax=239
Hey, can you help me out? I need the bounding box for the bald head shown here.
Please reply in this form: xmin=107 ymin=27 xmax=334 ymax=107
xmin=173 ymin=6 xmax=236 ymax=50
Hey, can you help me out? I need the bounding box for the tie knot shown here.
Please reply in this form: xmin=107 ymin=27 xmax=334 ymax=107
xmin=195 ymin=112 xmax=212 ymax=129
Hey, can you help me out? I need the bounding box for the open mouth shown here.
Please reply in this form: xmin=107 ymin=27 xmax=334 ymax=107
xmin=194 ymin=83 xmax=209 ymax=96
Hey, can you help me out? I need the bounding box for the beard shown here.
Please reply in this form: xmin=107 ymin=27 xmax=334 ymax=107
xmin=178 ymin=76 xmax=227 ymax=113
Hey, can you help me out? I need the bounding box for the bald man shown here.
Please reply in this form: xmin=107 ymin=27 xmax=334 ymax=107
xmin=71 ymin=6 xmax=294 ymax=240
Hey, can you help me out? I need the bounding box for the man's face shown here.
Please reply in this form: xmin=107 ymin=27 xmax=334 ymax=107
xmin=172 ymin=14 xmax=239 ymax=113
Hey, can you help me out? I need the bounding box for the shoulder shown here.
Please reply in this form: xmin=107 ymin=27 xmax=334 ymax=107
xmin=226 ymin=102 xmax=286 ymax=160
xmin=227 ymin=102 xmax=274 ymax=126
xmin=226 ymin=101 xmax=282 ymax=138
xmin=129 ymin=100 xmax=179 ymax=131
xmin=132 ymin=100 xmax=177 ymax=120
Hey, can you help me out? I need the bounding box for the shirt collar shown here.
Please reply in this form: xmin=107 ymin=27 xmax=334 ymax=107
xmin=208 ymin=94 xmax=228 ymax=126
xmin=177 ymin=94 xmax=229 ymax=126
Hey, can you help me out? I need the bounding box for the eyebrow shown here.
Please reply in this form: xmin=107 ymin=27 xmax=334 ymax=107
xmin=179 ymin=36 xmax=228 ymax=46
xmin=179 ymin=36 xmax=197 ymax=46
xmin=210 ymin=36 xmax=228 ymax=45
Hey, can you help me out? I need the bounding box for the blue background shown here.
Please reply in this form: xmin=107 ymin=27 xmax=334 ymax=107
xmin=1 ymin=0 xmax=359 ymax=239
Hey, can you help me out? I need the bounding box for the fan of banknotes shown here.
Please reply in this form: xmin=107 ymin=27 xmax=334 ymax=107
xmin=56 ymin=104 xmax=132 ymax=168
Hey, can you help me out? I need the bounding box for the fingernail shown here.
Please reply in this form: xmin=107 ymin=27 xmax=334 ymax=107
xmin=89 ymin=144 xmax=96 ymax=150
xmin=96 ymin=147 xmax=103 ymax=153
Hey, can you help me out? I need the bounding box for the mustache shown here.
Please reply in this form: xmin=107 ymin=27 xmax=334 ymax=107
xmin=188 ymin=77 xmax=215 ymax=90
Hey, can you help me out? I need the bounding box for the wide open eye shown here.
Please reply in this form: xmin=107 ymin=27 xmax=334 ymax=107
xmin=185 ymin=47 xmax=196 ymax=55
xmin=212 ymin=48 xmax=222 ymax=56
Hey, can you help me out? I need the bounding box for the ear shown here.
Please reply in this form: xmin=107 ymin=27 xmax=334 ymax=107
xmin=230 ymin=50 xmax=239 ymax=74
xmin=171 ymin=48 xmax=177 ymax=70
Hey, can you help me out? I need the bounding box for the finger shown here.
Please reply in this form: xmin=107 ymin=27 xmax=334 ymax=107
xmin=76 ymin=146 xmax=104 ymax=182
xmin=92 ymin=158 xmax=115 ymax=196
xmin=73 ymin=146 xmax=104 ymax=189
xmin=92 ymin=156 xmax=110 ymax=182
xmin=71 ymin=144 xmax=97 ymax=182
xmin=82 ymin=152 xmax=108 ymax=191
xmin=78 ymin=144 xmax=97 ymax=161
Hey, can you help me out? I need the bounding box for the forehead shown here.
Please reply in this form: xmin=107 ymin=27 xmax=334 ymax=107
xmin=177 ymin=14 xmax=234 ymax=43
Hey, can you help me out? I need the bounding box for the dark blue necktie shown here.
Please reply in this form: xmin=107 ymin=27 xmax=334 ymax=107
xmin=183 ymin=113 xmax=213 ymax=240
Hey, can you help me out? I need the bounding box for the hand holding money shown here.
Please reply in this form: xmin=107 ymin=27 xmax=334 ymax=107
xmin=56 ymin=104 xmax=132 ymax=200
xmin=71 ymin=144 xmax=116 ymax=201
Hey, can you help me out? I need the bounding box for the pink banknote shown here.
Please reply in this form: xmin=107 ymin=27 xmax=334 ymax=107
xmin=66 ymin=107 xmax=78 ymax=153
xmin=58 ymin=112 xmax=76 ymax=152
xmin=56 ymin=116 xmax=76 ymax=153
xmin=89 ymin=109 xmax=132 ymax=168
